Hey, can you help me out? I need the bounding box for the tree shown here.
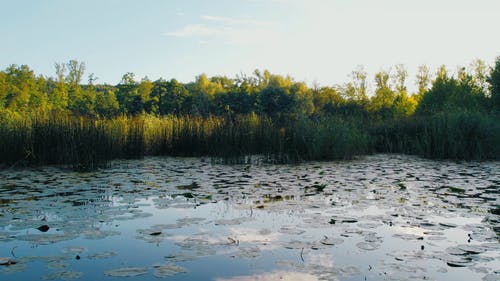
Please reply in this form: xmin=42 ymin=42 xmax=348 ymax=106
xmin=30 ymin=75 xmax=50 ymax=113
xmin=50 ymin=63 xmax=69 ymax=112
xmin=416 ymin=66 xmax=453 ymax=115
xmin=393 ymin=64 xmax=407 ymax=94
xmin=392 ymin=64 xmax=416 ymax=117
xmin=470 ymin=59 xmax=488 ymax=94
xmin=258 ymin=86 xmax=292 ymax=117
xmin=95 ymin=89 xmax=119 ymax=117
xmin=0 ymin=71 xmax=6 ymax=109
xmin=290 ymin=82 xmax=314 ymax=116
xmin=392 ymin=93 xmax=417 ymax=118
xmin=311 ymin=86 xmax=344 ymax=115
xmin=370 ymin=70 xmax=395 ymax=117
xmin=138 ymin=77 xmax=154 ymax=113
xmin=151 ymin=79 xmax=167 ymax=115
xmin=4 ymin=65 xmax=37 ymax=113
xmin=487 ymin=56 xmax=500 ymax=110
xmin=187 ymin=74 xmax=224 ymax=116
xmin=116 ymin=73 xmax=141 ymax=114
xmin=154 ymin=79 xmax=189 ymax=115
xmin=66 ymin=60 xmax=86 ymax=91
xmin=417 ymin=64 xmax=487 ymax=115
xmin=70 ymin=87 xmax=96 ymax=116
xmin=415 ymin=65 xmax=430 ymax=102
xmin=350 ymin=65 xmax=368 ymax=104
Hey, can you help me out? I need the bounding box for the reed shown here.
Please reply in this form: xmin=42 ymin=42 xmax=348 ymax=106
xmin=371 ymin=111 xmax=500 ymax=160
xmin=1 ymin=111 xmax=497 ymax=170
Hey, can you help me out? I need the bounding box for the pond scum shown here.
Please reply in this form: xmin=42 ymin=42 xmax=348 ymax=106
xmin=0 ymin=112 xmax=498 ymax=171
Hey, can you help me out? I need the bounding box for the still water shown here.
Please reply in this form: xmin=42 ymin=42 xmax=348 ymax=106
xmin=0 ymin=154 xmax=499 ymax=281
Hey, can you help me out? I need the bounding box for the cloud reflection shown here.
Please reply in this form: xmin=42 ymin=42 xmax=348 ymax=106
xmin=215 ymin=271 xmax=319 ymax=281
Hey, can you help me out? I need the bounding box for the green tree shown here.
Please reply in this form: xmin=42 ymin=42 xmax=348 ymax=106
xmin=66 ymin=60 xmax=86 ymax=91
xmin=49 ymin=63 xmax=69 ymax=112
xmin=417 ymin=65 xmax=487 ymax=115
xmin=311 ymin=86 xmax=345 ymax=115
xmin=290 ymin=82 xmax=314 ymax=116
xmin=138 ymin=77 xmax=154 ymax=113
xmin=4 ymin=65 xmax=38 ymax=113
xmin=415 ymin=65 xmax=431 ymax=102
xmin=95 ymin=88 xmax=119 ymax=117
xmin=470 ymin=59 xmax=488 ymax=94
xmin=151 ymin=79 xmax=167 ymax=115
xmin=29 ymin=75 xmax=50 ymax=113
xmin=392 ymin=64 xmax=416 ymax=118
xmin=70 ymin=87 xmax=96 ymax=116
xmin=258 ymin=86 xmax=291 ymax=117
xmin=162 ymin=79 xmax=189 ymax=115
xmin=370 ymin=70 xmax=395 ymax=117
xmin=187 ymin=74 xmax=223 ymax=116
xmin=0 ymin=71 xmax=6 ymax=109
xmin=487 ymin=56 xmax=500 ymax=110
xmin=350 ymin=65 xmax=368 ymax=104
xmin=116 ymin=72 xmax=142 ymax=114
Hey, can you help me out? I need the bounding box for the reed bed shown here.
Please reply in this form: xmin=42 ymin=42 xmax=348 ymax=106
xmin=372 ymin=111 xmax=500 ymax=160
xmin=0 ymin=114 xmax=372 ymax=169
xmin=1 ymin=111 xmax=498 ymax=170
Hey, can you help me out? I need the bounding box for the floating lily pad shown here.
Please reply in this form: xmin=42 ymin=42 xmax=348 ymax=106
xmin=47 ymin=261 xmax=68 ymax=269
xmin=278 ymin=226 xmax=306 ymax=235
xmin=153 ymin=264 xmax=187 ymax=277
xmin=356 ymin=242 xmax=380 ymax=251
xmin=104 ymin=267 xmax=148 ymax=277
xmin=87 ymin=251 xmax=117 ymax=260
xmin=235 ymin=246 xmax=261 ymax=259
xmin=43 ymin=271 xmax=83 ymax=280
xmin=63 ymin=246 xmax=86 ymax=254
xmin=1 ymin=263 xmax=25 ymax=274
xmin=320 ymin=236 xmax=344 ymax=246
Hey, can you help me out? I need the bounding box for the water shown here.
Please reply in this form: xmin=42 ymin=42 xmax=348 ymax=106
xmin=0 ymin=154 xmax=499 ymax=281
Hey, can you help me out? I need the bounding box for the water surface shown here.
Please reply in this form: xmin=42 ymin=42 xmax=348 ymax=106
xmin=0 ymin=154 xmax=499 ymax=281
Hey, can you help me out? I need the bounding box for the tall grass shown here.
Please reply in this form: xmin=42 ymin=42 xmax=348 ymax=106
xmin=372 ymin=111 xmax=500 ymax=160
xmin=0 ymin=113 xmax=371 ymax=169
xmin=1 ymin=111 xmax=498 ymax=170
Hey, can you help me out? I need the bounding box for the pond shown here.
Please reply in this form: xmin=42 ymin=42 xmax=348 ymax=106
xmin=0 ymin=154 xmax=499 ymax=281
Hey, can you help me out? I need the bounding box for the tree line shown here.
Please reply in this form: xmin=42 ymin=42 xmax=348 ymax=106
xmin=1 ymin=58 xmax=499 ymax=121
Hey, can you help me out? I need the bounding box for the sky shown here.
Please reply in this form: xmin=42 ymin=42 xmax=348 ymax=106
xmin=1 ymin=0 xmax=499 ymax=91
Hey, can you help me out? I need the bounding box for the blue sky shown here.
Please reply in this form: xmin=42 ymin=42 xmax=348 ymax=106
xmin=1 ymin=0 xmax=499 ymax=90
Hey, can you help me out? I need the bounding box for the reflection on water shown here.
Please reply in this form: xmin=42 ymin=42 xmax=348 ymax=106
xmin=0 ymin=154 xmax=499 ymax=281
xmin=215 ymin=271 xmax=319 ymax=281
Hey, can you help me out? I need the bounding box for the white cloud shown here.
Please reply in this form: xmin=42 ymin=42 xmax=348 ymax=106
xmin=166 ymin=24 xmax=228 ymax=38
xmin=166 ymin=15 xmax=279 ymax=45
xmin=200 ymin=15 xmax=273 ymax=27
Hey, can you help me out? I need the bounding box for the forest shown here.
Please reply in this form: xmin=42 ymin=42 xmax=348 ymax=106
xmin=0 ymin=58 xmax=499 ymax=170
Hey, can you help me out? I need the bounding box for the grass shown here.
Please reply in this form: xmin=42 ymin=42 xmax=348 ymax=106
xmin=372 ymin=111 xmax=500 ymax=160
xmin=0 ymin=111 xmax=498 ymax=170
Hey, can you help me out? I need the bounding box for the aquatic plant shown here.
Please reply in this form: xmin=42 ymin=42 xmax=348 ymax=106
xmin=372 ymin=111 xmax=500 ymax=160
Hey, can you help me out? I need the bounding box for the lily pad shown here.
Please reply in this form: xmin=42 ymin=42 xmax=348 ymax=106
xmin=153 ymin=264 xmax=187 ymax=277
xmin=87 ymin=251 xmax=117 ymax=260
xmin=104 ymin=267 xmax=148 ymax=277
xmin=43 ymin=271 xmax=83 ymax=280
